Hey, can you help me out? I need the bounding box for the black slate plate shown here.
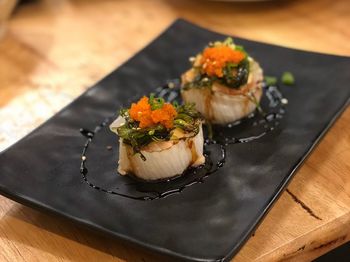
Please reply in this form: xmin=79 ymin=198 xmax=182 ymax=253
xmin=0 ymin=19 xmax=349 ymax=262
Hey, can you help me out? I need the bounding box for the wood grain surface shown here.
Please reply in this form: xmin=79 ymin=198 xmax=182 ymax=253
xmin=0 ymin=0 xmax=349 ymax=261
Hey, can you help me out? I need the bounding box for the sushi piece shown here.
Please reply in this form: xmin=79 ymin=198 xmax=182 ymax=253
xmin=110 ymin=95 xmax=205 ymax=181
xmin=181 ymin=37 xmax=264 ymax=124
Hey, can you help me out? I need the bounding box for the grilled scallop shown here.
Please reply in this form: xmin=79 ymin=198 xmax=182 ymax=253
xmin=110 ymin=96 xmax=205 ymax=180
xmin=181 ymin=38 xmax=264 ymax=124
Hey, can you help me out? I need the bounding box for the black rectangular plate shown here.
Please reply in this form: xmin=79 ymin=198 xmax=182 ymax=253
xmin=0 ymin=19 xmax=349 ymax=262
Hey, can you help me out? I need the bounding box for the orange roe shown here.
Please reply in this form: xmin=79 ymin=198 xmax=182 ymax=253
xmin=200 ymin=46 xmax=245 ymax=78
xmin=129 ymin=96 xmax=177 ymax=129
xmin=129 ymin=97 xmax=153 ymax=128
xmin=151 ymin=103 xmax=177 ymax=129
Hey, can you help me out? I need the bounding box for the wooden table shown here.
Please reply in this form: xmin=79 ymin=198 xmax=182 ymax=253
xmin=0 ymin=0 xmax=349 ymax=261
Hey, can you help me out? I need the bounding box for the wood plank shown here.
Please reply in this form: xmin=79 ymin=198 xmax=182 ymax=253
xmin=0 ymin=0 xmax=349 ymax=261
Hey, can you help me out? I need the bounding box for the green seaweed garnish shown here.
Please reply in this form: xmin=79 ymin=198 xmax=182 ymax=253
xmin=115 ymin=99 xmax=202 ymax=159
xmin=222 ymin=59 xmax=250 ymax=89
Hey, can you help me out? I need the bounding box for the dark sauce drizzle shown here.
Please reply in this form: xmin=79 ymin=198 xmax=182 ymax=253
xmin=80 ymin=80 xmax=287 ymax=200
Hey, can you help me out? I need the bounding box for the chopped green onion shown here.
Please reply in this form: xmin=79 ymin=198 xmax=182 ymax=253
xmin=223 ymin=37 xmax=234 ymax=46
xmin=264 ymin=76 xmax=277 ymax=86
xmin=281 ymin=72 xmax=295 ymax=85
xmin=149 ymin=93 xmax=165 ymax=110
xmin=235 ymin=45 xmax=244 ymax=52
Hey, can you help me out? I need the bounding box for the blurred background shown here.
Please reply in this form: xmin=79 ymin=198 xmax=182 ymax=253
xmin=0 ymin=0 xmax=349 ymax=261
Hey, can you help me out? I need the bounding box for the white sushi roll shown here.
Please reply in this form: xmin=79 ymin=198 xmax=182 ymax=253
xmin=181 ymin=38 xmax=264 ymax=124
xmin=110 ymin=95 xmax=205 ymax=181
